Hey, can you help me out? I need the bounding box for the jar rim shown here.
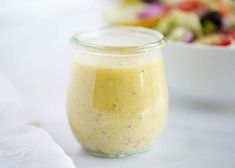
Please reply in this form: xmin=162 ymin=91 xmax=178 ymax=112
xmin=71 ymin=26 xmax=167 ymax=54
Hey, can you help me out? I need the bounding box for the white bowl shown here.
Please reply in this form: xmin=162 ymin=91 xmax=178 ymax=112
xmin=163 ymin=42 xmax=235 ymax=103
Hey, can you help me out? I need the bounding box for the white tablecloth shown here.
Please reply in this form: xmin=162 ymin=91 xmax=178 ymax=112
xmin=1 ymin=0 xmax=235 ymax=167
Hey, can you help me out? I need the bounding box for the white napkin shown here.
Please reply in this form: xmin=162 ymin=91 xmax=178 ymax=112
xmin=0 ymin=71 xmax=24 ymax=126
xmin=0 ymin=125 xmax=76 ymax=168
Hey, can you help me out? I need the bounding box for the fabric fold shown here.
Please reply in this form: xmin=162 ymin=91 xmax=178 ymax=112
xmin=0 ymin=125 xmax=76 ymax=168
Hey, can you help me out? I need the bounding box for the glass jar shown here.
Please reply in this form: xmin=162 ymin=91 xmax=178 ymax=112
xmin=67 ymin=26 xmax=168 ymax=158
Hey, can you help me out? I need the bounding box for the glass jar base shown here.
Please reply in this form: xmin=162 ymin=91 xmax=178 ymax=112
xmin=84 ymin=148 xmax=149 ymax=158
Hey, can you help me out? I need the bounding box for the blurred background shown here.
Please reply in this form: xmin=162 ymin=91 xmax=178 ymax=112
xmin=0 ymin=0 xmax=235 ymax=168
xmin=1 ymin=0 xmax=107 ymax=122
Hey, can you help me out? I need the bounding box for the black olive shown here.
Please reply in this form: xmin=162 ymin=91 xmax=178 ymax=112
xmin=200 ymin=11 xmax=223 ymax=29
xmin=142 ymin=0 xmax=159 ymax=3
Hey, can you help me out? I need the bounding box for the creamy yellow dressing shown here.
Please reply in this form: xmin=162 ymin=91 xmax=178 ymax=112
xmin=67 ymin=57 xmax=168 ymax=155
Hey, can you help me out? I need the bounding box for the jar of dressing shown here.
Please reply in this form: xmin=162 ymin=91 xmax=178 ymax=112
xmin=67 ymin=26 xmax=168 ymax=158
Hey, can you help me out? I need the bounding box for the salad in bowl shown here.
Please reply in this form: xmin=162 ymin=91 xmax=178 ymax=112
xmin=106 ymin=0 xmax=235 ymax=103
xmin=106 ymin=0 xmax=235 ymax=47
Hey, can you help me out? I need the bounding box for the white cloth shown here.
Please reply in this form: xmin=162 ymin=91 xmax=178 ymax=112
xmin=0 ymin=125 xmax=76 ymax=168
xmin=0 ymin=71 xmax=24 ymax=126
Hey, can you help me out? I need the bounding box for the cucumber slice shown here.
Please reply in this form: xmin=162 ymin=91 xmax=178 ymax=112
xmin=154 ymin=15 xmax=173 ymax=34
xmin=170 ymin=10 xmax=203 ymax=36
xmin=154 ymin=10 xmax=202 ymax=36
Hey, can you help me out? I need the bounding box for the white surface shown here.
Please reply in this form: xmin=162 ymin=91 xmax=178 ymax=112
xmin=0 ymin=125 xmax=75 ymax=168
xmin=0 ymin=0 xmax=235 ymax=168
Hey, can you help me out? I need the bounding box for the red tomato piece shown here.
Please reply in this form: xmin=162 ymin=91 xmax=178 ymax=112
xmin=174 ymin=1 xmax=206 ymax=13
xmin=213 ymin=39 xmax=232 ymax=46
